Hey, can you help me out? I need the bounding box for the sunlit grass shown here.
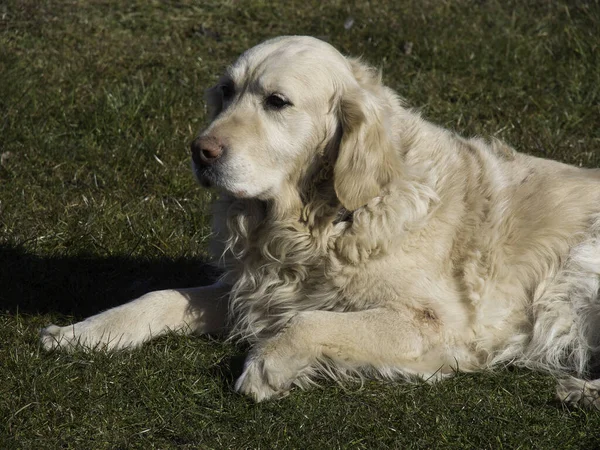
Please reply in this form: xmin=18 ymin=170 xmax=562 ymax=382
xmin=1 ymin=0 xmax=599 ymax=447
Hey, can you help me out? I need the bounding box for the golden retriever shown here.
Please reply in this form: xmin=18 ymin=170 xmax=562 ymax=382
xmin=42 ymin=36 xmax=600 ymax=407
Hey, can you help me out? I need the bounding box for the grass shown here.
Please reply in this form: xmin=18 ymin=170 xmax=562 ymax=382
xmin=1 ymin=0 xmax=600 ymax=447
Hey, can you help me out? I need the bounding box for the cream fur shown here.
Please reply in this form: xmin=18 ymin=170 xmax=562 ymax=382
xmin=42 ymin=36 xmax=600 ymax=407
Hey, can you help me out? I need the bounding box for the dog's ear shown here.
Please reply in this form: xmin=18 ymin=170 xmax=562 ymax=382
xmin=334 ymin=60 xmax=402 ymax=211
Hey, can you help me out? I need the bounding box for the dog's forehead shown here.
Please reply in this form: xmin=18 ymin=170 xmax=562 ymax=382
xmin=228 ymin=36 xmax=348 ymax=86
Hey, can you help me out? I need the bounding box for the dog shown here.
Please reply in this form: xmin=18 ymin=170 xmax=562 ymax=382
xmin=41 ymin=36 xmax=600 ymax=407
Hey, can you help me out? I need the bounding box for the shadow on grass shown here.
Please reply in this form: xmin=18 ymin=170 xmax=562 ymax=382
xmin=0 ymin=243 xmax=221 ymax=318
xmin=209 ymin=354 xmax=248 ymax=390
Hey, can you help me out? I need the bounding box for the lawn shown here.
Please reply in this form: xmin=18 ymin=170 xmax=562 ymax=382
xmin=1 ymin=0 xmax=600 ymax=448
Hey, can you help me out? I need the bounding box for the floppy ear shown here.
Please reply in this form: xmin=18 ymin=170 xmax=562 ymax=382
xmin=334 ymin=62 xmax=402 ymax=211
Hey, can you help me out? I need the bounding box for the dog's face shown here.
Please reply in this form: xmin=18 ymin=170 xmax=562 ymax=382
xmin=191 ymin=37 xmax=346 ymax=199
xmin=192 ymin=36 xmax=402 ymax=210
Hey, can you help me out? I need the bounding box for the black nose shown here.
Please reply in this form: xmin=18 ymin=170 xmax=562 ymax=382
xmin=190 ymin=135 xmax=224 ymax=166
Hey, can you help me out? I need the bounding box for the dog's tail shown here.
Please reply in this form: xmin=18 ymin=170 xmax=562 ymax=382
xmin=556 ymin=377 xmax=600 ymax=409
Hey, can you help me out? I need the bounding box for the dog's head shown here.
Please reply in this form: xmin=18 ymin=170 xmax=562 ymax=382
xmin=191 ymin=36 xmax=402 ymax=211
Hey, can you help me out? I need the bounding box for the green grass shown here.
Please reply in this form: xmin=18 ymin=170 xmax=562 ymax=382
xmin=1 ymin=0 xmax=600 ymax=447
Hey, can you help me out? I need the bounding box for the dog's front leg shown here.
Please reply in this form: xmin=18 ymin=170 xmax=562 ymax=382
xmin=40 ymin=282 xmax=230 ymax=351
xmin=235 ymin=308 xmax=440 ymax=401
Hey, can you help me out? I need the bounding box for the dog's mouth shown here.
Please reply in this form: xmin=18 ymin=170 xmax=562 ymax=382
xmin=192 ymin=161 xmax=219 ymax=188
xmin=192 ymin=161 xmax=251 ymax=198
xmin=198 ymin=177 xmax=213 ymax=188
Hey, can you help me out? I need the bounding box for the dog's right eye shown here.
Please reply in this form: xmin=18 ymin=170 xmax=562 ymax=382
xmin=265 ymin=94 xmax=291 ymax=110
xmin=220 ymin=84 xmax=234 ymax=100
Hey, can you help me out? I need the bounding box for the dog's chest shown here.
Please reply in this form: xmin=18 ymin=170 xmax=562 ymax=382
xmin=250 ymin=233 xmax=444 ymax=312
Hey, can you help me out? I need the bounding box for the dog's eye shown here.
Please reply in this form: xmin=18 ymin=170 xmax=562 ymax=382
xmin=220 ymin=83 xmax=234 ymax=101
xmin=265 ymin=94 xmax=291 ymax=110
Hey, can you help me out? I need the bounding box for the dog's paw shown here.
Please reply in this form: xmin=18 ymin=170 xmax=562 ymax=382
xmin=40 ymin=324 xmax=76 ymax=351
xmin=234 ymin=347 xmax=304 ymax=402
xmin=40 ymin=322 xmax=104 ymax=351
xmin=556 ymin=377 xmax=600 ymax=410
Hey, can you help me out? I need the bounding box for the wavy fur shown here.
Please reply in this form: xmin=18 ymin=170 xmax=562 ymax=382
xmin=208 ymin=37 xmax=600 ymax=404
xmin=42 ymin=36 xmax=600 ymax=408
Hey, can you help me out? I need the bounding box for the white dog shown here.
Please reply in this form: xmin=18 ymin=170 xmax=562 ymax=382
xmin=42 ymin=36 xmax=600 ymax=407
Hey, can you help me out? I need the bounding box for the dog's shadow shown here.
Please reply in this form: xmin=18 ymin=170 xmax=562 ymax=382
xmin=1 ymin=243 xmax=252 ymax=387
xmin=209 ymin=354 xmax=248 ymax=390
xmin=0 ymin=243 xmax=221 ymax=318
